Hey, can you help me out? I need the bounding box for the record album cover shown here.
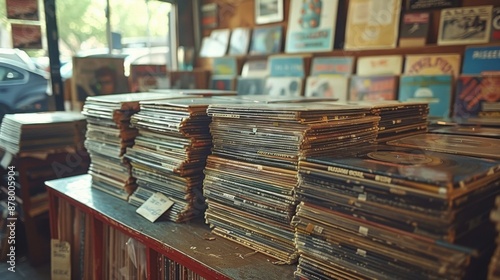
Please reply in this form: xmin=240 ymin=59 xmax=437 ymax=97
xmin=453 ymin=75 xmax=500 ymax=123
xmin=305 ymin=76 xmax=349 ymax=102
xmin=344 ymin=0 xmax=402 ymax=50
xmin=269 ymin=55 xmax=308 ymax=77
xmin=285 ymin=0 xmax=339 ymax=53
xmin=404 ymin=54 xmax=461 ymax=78
xmin=399 ymin=75 xmax=453 ymax=118
xmin=229 ymin=27 xmax=251 ymax=55
xmin=237 ymin=77 xmax=267 ymax=95
xmin=356 ymin=55 xmax=403 ymax=76
xmin=350 ymin=75 xmax=398 ymax=101
xmin=265 ymin=77 xmax=303 ymax=97
xmin=438 ymin=5 xmax=493 ymax=45
xmin=72 ymin=56 xmax=129 ymax=110
xmin=462 ymin=46 xmax=500 ymax=75
xmin=199 ymin=29 xmax=231 ymax=57
xmin=241 ymin=60 xmax=269 ymax=77
xmin=212 ymin=57 xmax=238 ymax=76
xmin=128 ymin=64 xmax=168 ymax=92
xmin=399 ymin=12 xmax=430 ymax=47
xmin=405 ymin=0 xmax=460 ymax=10
xmin=310 ymin=56 xmax=354 ymax=76
xmin=249 ymin=25 xmax=283 ymax=55
xmin=492 ymin=7 xmax=500 ymax=42
xmin=210 ymin=76 xmax=237 ymax=91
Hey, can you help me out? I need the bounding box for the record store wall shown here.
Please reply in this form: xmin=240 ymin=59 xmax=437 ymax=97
xmin=196 ymin=0 xmax=500 ymax=70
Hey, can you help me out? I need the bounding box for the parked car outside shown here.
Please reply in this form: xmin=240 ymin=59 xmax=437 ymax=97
xmin=0 ymin=58 xmax=51 ymax=120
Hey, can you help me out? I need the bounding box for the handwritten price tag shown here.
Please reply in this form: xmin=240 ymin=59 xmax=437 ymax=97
xmin=51 ymin=239 xmax=71 ymax=280
xmin=136 ymin=192 xmax=174 ymax=222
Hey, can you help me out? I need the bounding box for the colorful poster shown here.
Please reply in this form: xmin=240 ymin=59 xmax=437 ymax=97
xmin=11 ymin=23 xmax=42 ymax=49
xmin=404 ymin=54 xmax=461 ymax=78
xmin=6 ymin=0 xmax=39 ymax=20
xmin=285 ymin=0 xmax=339 ymax=53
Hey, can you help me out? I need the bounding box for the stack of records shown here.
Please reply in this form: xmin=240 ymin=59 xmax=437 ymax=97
xmin=0 ymin=112 xmax=86 ymax=155
xmin=293 ymin=145 xmax=500 ymax=279
xmin=489 ymin=196 xmax=500 ymax=280
xmin=203 ymin=103 xmax=380 ymax=264
xmin=346 ymin=101 xmax=429 ymax=143
xmin=82 ymin=92 xmax=190 ymax=200
xmin=125 ymin=98 xmax=224 ymax=222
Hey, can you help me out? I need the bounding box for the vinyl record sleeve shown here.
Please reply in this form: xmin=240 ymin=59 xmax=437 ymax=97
xmin=386 ymin=133 xmax=500 ymax=160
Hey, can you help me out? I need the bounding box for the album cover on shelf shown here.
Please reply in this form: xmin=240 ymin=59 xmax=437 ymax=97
xmin=201 ymin=3 xmax=218 ymax=29
xmin=462 ymin=45 xmax=500 ymax=75
xmin=405 ymin=0 xmax=460 ymax=10
xmin=265 ymin=77 xmax=303 ymax=97
xmin=268 ymin=55 xmax=309 ymax=77
xmin=285 ymin=0 xmax=339 ymax=53
xmin=241 ymin=60 xmax=269 ymax=77
xmin=212 ymin=57 xmax=239 ymax=76
xmin=169 ymin=70 xmax=210 ymax=90
xmin=305 ymin=76 xmax=349 ymax=102
xmin=399 ymin=75 xmax=453 ymax=118
xmin=399 ymin=12 xmax=430 ymax=47
xmin=249 ymin=25 xmax=283 ymax=55
xmin=71 ymin=56 xmax=129 ymax=111
xmin=310 ymin=56 xmax=354 ymax=76
xmin=229 ymin=27 xmax=251 ymax=55
xmin=344 ymin=0 xmax=402 ymax=50
xmin=453 ymin=75 xmax=500 ymax=125
xmin=438 ymin=5 xmax=493 ymax=45
xmin=236 ymin=77 xmax=267 ymax=95
xmin=404 ymin=53 xmax=461 ymax=78
xmin=199 ymin=29 xmax=231 ymax=57
xmin=492 ymin=7 xmax=500 ymax=42
xmin=128 ymin=64 xmax=168 ymax=92
xmin=210 ymin=76 xmax=237 ymax=91
xmin=349 ymin=75 xmax=399 ymax=101
xmin=356 ymin=55 xmax=404 ymax=76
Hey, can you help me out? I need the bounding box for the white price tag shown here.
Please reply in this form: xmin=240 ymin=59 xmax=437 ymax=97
xmin=51 ymin=239 xmax=71 ymax=280
xmin=136 ymin=192 xmax=174 ymax=222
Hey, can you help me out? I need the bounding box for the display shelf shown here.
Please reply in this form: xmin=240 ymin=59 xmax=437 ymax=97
xmin=45 ymin=174 xmax=295 ymax=280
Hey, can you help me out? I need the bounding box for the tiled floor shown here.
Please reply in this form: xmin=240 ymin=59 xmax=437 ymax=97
xmin=0 ymin=256 xmax=50 ymax=280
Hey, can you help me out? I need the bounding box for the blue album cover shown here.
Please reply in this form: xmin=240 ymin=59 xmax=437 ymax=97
xmin=399 ymin=75 xmax=453 ymax=118
xmin=236 ymin=77 xmax=267 ymax=95
xmin=310 ymin=57 xmax=354 ymax=76
xmin=462 ymin=46 xmax=500 ymax=75
xmin=269 ymin=56 xmax=306 ymax=77
xmin=249 ymin=25 xmax=283 ymax=55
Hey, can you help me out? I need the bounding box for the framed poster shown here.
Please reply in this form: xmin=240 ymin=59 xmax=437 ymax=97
xmin=255 ymin=0 xmax=284 ymax=25
xmin=11 ymin=23 xmax=42 ymax=49
xmin=6 ymin=0 xmax=39 ymax=21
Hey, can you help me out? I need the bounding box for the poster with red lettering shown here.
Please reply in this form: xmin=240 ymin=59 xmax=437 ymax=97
xmin=357 ymin=55 xmax=403 ymax=76
xmin=349 ymin=75 xmax=399 ymax=101
xmin=404 ymin=54 xmax=461 ymax=78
